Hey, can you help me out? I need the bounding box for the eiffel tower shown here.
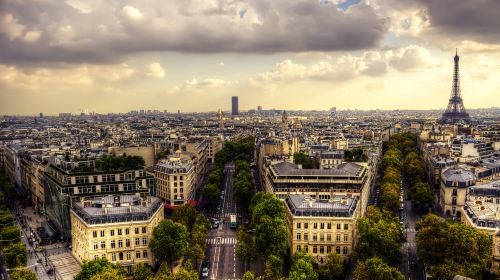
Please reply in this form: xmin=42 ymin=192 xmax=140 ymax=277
xmin=439 ymin=49 xmax=471 ymax=124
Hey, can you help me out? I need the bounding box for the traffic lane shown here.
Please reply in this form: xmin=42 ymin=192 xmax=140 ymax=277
xmin=221 ymin=244 xmax=237 ymax=279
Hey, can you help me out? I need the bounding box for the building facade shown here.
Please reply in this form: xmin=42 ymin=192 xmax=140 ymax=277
xmin=232 ymin=96 xmax=239 ymax=116
xmin=285 ymin=194 xmax=358 ymax=264
xmin=154 ymin=155 xmax=195 ymax=206
xmin=70 ymin=194 xmax=163 ymax=274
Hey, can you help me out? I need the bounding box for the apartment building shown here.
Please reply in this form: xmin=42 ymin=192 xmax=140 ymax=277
xmin=71 ymin=194 xmax=163 ymax=274
xmin=154 ymin=154 xmax=195 ymax=206
xmin=44 ymin=159 xmax=154 ymax=239
xmin=319 ymin=151 xmax=344 ymax=169
xmin=285 ymin=194 xmax=358 ymax=264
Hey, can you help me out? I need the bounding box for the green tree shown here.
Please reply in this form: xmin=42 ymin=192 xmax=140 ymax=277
xmin=0 ymin=225 xmax=21 ymax=243
xmin=353 ymin=257 xmax=404 ymax=280
xmin=0 ymin=209 xmax=13 ymax=228
xmin=416 ymin=214 xmax=491 ymax=279
xmin=293 ymin=153 xmax=312 ymax=169
xmin=354 ymin=206 xmax=404 ymax=264
xmin=149 ymin=220 xmax=189 ymax=271
xmin=236 ymin=226 xmax=256 ymax=269
xmin=202 ymin=183 xmax=220 ymax=207
xmin=133 ymin=263 xmax=153 ymax=280
xmin=171 ymin=204 xmax=198 ymax=230
xmin=242 ymin=271 xmax=256 ymax=280
xmin=409 ymin=182 xmax=434 ymax=212
xmin=89 ymin=266 xmax=126 ymax=280
xmin=288 ymin=251 xmax=318 ymax=280
xmin=265 ymin=254 xmax=284 ymax=280
xmin=255 ymin=216 xmax=288 ymax=258
xmin=318 ymin=253 xmax=345 ymax=280
xmin=3 ymin=242 xmax=27 ymax=268
xmin=75 ymin=258 xmax=124 ymax=280
xmin=9 ymin=269 xmax=37 ymax=280
xmin=252 ymin=195 xmax=286 ymax=225
xmin=378 ymin=183 xmax=400 ymax=212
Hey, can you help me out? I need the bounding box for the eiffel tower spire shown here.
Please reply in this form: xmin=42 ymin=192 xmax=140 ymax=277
xmin=439 ymin=49 xmax=470 ymax=124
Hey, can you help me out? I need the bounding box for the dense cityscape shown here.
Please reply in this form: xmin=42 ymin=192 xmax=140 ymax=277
xmin=1 ymin=1 xmax=500 ymax=280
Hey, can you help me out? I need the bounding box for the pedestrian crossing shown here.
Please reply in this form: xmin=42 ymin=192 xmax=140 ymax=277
xmin=404 ymin=242 xmax=416 ymax=247
xmin=404 ymin=228 xmax=416 ymax=233
xmin=206 ymin=237 xmax=238 ymax=245
xmin=212 ymin=213 xmax=231 ymax=218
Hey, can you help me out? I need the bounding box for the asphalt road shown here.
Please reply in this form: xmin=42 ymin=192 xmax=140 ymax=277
xmin=204 ymin=163 xmax=244 ymax=280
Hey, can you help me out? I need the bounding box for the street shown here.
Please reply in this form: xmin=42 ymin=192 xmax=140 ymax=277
xmin=204 ymin=163 xmax=244 ymax=280
xmin=400 ymin=180 xmax=425 ymax=280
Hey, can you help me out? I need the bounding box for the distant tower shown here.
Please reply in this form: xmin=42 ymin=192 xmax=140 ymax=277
xmin=217 ymin=109 xmax=224 ymax=129
xmin=439 ymin=49 xmax=470 ymax=124
xmin=330 ymin=107 xmax=337 ymax=119
xmin=231 ymin=96 xmax=239 ymax=116
xmin=281 ymin=110 xmax=289 ymax=130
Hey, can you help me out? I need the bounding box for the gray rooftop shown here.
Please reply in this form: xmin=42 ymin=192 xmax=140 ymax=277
xmin=272 ymin=161 xmax=363 ymax=177
xmin=442 ymin=166 xmax=476 ymax=187
xmin=285 ymin=194 xmax=357 ymax=217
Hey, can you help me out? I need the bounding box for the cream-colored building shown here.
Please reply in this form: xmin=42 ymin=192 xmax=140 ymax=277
xmin=285 ymin=194 xmax=358 ymax=264
xmin=71 ymin=194 xmax=163 ymax=274
xmin=440 ymin=166 xmax=476 ymax=216
xmin=154 ymin=155 xmax=195 ymax=206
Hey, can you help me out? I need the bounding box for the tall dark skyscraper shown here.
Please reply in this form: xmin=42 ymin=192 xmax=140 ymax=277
xmin=439 ymin=50 xmax=470 ymax=124
xmin=232 ymin=96 xmax=239 ymax=116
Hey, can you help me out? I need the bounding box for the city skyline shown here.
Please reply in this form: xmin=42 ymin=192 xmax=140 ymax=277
xmin=1 ymin=0 xmax=500 ymax=115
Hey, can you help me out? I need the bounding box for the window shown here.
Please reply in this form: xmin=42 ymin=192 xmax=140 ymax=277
xmin=142 ymin=227 xmax=147 ymax=234
xmin=296 ymin=233 xmax=301 ymax=240
xmin=304 ymin=223 xmax=308 ymax=229
xmin=313 ymin=223 xmax=318 ymax=229
xmin=118 ymin=229 xmax=122 ymax=235
xmin=320 ymin=234 xmax=324 ymax=242
xmin=336 ymin=234 xmax=341 ymax=241
xmin=313 ymin=246 xmax=317 ymax=254
xmin=135 ymin=227 xmax=139 ymax=234
xmin=336 ymin=246 xmax=341 ymax=254
xmin=110 ymin=229 xmax=115 ymax=236
xmin=297 ymin=245 xmax=301 ymax=252
xmin=94 ymin=255 xmax=98 ymax=260
xmin=296 ymin=223 xmax=301 ymax=229
xmin=452 ymin=197 xmax=457 ymax=205
xmin=344 ymin=234 xmax=348 ymax=242
xmin=112 ymin=253 xmax=116 ymax=261
xmin=344 ymin=224 xmax=348 ymax=230
xmin=337 ymin=224 xmax=341 ymax=230
xmin=327 ymin=223 xmax=332 ymax=230
xmin=304 ymin=233 xmax=309 ymax=241
xmin=118 ymin=240 xmax=123 ymax=248
xmin=142 ymin=237 xmax=147 ymax=245
xmin=93 ymin=231 xmax=97 ymax=238
xmin=135 ymin=238 xmax=140 ymax=246
xmin=100 ymin=230 xmax=105 ymax=237
xmin=111 ymin=240 xmax=116 ymax=249
xmin=313 ymin=234 xmax=317 ymax=241
xmin=126 ymin=251 xmax=131 ymax=260
xmin=327 ymin=246 xmax=331 ymax=253
xmin=327 ymin=234 xmax=332 ymax=241
xmin=452 ymin=188 xmax=458 ymax=196
xmin=343 ymin=246 xmax=348 ymax=255
xmin=125 ymin=228 xmax=130 ymax=235
xmin=304 ymin=245 xmax=309 ymax=253
xmin=320 ymin=223 xmax=324 ymax=229
xmin=119 ymin=252 xmax=123 ymax=261
xmin=136 ymin=251 xmax=141 ymax=259
xmin=143 ymin=250 xmax=148 ymax=258
xmin=93 ymin=243 xmax=98 ymax=250
xmin=126 ymin=239 xmax=130 ymax=247
xmin=320 ymin=246 xmax=324 ymax=254
xmin=100 ymin=241 xmax=105 ymax=249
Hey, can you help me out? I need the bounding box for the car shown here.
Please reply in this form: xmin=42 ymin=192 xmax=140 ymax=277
xmin=246 ymin=228 xmax=256 ymax=234
xmin=201 ymin=267 xmax=209 ymax=278
xmin=409 ymin=260 xmax=417 ymax=268
xmin=212 ymin=220 xmax=220 ymax=229
xmin=202 ymin=259 xmax=210 ymax=269
xmin=221 ymin=190 xmax=225 ymax=195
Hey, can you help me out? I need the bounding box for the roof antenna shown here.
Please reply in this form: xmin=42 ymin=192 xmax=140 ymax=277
xmin=456 ymin=48 xmax=458 ymax=56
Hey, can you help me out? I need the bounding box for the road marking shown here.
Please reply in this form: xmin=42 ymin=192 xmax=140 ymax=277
xmin=206 ymin=237 xmax=237 ymax=245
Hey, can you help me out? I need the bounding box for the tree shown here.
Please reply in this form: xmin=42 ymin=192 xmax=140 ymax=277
xmin=89 ymin=266 xmax=126 ymax=280
xmin=293 ymin=153 xmax=312 ymax=169
xmin=172 ymin=204 xmax=198 ymax=230
xmin=236 ymin=226 xmax=256 ymax=269
xmin=242 ymin=271 xmax=256 ymax=280
xmin=416 ymin=214 xmax=491 ymax=279
xmin=3 ymin=242 xmax=27 ymax=268
xmin=133 ymin=263 xmax=153 ymax=280
xmin=265 ymin=254 xmax=284 ymax=280
xmin=0 ymin=209 xmax=13 ymax=228
xmin=149 ymin=220 xmax=189 ymax=270
xmin=409 ymin=182 xmax=434 ymax=212
xmin=354 ymin=206 xmax=403 ymax=265
xmin=0 ymin=225 xmax=21 ymax=243
xmin=9 ymin=269 xmax=37 ymax=280
xmin=378 ymin=183 xmax=400 ymax=212
xmin=75 ymin=258 xmax=124 ymax=280
xmin=202 ymin=183 xmax=220 ymax=207
xmin=154 ymin=261 xmax=198 ymax=280
xmin=288 ymin=251 xmax=318 ymax=280
xmin=353 ymin=257 xmax=404 ymax=280
xmin=318 ymin=253 xmax=345 ymax=280
xmin=252 ymin=195 xmax=286 ymax=224
xmin=255 ymin=216 xmax=288 ymax=258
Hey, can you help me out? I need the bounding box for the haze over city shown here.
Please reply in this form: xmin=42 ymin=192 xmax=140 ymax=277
xmin=1 ymin=0 xmax=500 ymax=115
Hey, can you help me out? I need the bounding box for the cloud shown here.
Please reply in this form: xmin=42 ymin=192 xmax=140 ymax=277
xmin=146 ymin=62 xmax=165 ymax=78
xmin=183 ymin=78 xmax=236 ymax=89
xmin=0 ymin=0 xmax=387 ymax=65
xmin=215 ymin=62 xmax=225 ymax=67
xmin=253 ymin=51 xmax=387 ymax=83
xmin=23 ymin=30 xmax=41 ymax=43
xmin=386 ymin=45 xmax=441 ymax=71
xmin=122 ymin=5 xmax=143 ymax=21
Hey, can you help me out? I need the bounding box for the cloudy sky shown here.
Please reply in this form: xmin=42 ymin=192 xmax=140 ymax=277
xmin=1 ymin=0 xmax=499 ymax=115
